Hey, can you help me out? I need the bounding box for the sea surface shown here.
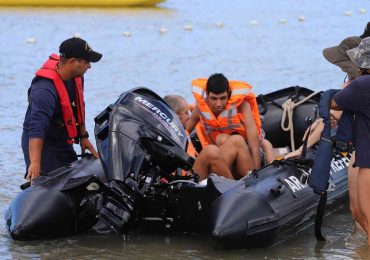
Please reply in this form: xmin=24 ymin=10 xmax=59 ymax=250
xmin=0 ymin=0 xmax=370 ymax=258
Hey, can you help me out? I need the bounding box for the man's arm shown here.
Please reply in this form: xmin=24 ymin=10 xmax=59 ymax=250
xmin=26 ymin=80 xmax=56 ymax=180
xmin=240 ymin=101 xmax=261 ymax=169
xmin=331 ymin=98 xmax=342 ymax=111
xmin=186 ymin=105 xmax=200 ymax=133
xmin=27 ymin=138 xmax=44 ymax=180
xmin=331 ymin=81 xmax=363 ymax=112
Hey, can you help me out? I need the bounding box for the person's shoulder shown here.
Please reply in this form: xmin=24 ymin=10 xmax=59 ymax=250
xmin=31 ymin=77 xmax=55 ymax=90
xmin=355 ymin=75 xmax=370 ymax=84
xmin=30 ymin=77 xmax=57 ymax=96
xmin=349 ymin=75 xmax=370 ymax=91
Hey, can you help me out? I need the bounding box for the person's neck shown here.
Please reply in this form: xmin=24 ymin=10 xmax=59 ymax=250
xmin=56 ymin=63 xmax=73 ymax=81
xmin=213 ymin=111 xmax=221 ymax=117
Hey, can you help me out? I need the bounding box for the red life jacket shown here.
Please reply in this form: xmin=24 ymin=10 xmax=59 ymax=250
xmin=35 ymin=54 xmax=85 ymax=144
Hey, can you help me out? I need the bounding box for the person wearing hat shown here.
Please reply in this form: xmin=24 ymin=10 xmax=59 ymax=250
xmin=22 ymin=37 xmax=102 ymax=182
xmin=323 ymin=21 xmax=370 ymax=80
xmin=331 ymin=36 xmax=370 ymax=245
xmin=323 ymin=36 xmax=362 ymax=80
xmin=284 ymin=35 xmax=361 ymax=160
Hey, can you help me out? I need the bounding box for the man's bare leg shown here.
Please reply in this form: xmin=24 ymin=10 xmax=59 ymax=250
xmin=193 ymin=144 xmax=234 ymax=181
xmin=219 ymin=135 xmax=254 ymax=179
xmin=261 ymin=139 xmax=275 ymax=164
xmin=356 ymin=167 xmax=370 ymax=245
xmin=348 ymin=152 xmax=366 ymax=231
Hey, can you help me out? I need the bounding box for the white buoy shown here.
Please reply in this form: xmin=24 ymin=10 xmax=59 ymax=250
xmin=122 ymin=31 xmax=132 ymax=37
xmin=159 ymin=27 xmax=167 ymax=34
xmin=26 ymin=37 xmax=36 ymax=44
xmin=250 ymin=20 xmax=258 ymax=26
xmin=359 ymin=8 xmax=367 ymax=14
xmin=278 ymin=18 xmax=287 ymax=24
xmin=215 ymin=22 xmax=224 ymax=28
xmin=184 ymin=25 xmax=193 ymax=31
xmin=298 ymin=16 xmax=305 ymax=22
xmin=344 ymin=11 xmax=352 ymax=16
xmin=73 ymin=33 xmax=81 ymax=38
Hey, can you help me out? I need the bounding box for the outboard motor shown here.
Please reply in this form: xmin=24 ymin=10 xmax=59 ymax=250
xmin=94 ymin=88 xmax=194 ymax=233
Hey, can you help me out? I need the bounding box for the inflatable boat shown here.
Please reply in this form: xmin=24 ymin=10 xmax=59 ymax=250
xmin=0 ymin=0 xmax=165 ymax=7
xmin=5 ymin=86 xmax=350 ymax=247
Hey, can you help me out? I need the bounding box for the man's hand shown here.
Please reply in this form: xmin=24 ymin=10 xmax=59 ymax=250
xmin=330 ymin=112 xmax=339 ymax=129
xmin=186 ymin=105 xmax=200 ymax=133
xmin=27 ymin=138 xmax=44 ymax=183
xmin=80 ymin=138 xmax=99 ymax=158
xmin=26 ymin=162 xmax=41 ymax=182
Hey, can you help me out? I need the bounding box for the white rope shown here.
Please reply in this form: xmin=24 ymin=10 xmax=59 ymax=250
xmin=281 ymin=91 xmax=321 ymax=151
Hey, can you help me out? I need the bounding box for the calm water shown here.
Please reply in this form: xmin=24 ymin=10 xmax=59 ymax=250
xmin=1 ymin=0 xmax=370 ymax=258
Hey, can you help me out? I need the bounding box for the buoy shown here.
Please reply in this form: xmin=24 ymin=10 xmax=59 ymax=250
xmin=344 ymin=11 xmax=352 ymax=16
xmin=359 ymin=8 xmax=367 ymax=14
xmin=278 ymin=19 xmax=287 ymax=24
xmin=298 ymin=16 xmax=305 ymax=22
xmin=184 ymin=25 xmax=193 ymax=31
xmin=122 ymin=31 xmax=132 ymax=37
xmin=159 ymin=27 xmax=167 ymax=34
xmin=26 ymin=37 xmax=36 ymax=44
xmin=250 ymin=20 xmax=258 ymax=26
xmin=215 ymin=22 xmax=223 ymax=28
xmin=73 ymin=33 xmax=81 ymax=38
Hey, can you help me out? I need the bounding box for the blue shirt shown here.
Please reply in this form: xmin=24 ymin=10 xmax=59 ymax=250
xmin=333 ymin=75 xmax=370 ymax=167
xmin=22 ymin=77 xmax=77 ymax=153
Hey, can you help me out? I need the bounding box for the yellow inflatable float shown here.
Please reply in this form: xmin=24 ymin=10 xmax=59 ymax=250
xmin=0 ymin=0 xmax=165 ymax=7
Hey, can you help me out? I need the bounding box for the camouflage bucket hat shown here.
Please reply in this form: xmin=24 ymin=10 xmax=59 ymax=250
xmin=347 ymin=37 xmax=370 ymax=69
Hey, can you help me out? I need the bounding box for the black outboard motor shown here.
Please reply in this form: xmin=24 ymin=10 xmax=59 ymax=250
xmin=94 ymin=88 xmax=194 ymax=233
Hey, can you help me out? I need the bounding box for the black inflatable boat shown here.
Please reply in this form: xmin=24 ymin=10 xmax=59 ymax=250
xmin=5 ymin=86 xmax=350 ymax=247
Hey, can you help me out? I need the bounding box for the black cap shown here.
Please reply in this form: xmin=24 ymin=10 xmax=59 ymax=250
xmin=59 ymin=37 xmax=102 ymax=63
xmin=360 ymin=22 xmax=370 ymax=39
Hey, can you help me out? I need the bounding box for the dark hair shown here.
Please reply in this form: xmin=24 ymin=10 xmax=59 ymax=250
xmin=206 ymin=73 xmax=229 ymax=94
xmin=360 ymin=68 xmax=370 ymax=76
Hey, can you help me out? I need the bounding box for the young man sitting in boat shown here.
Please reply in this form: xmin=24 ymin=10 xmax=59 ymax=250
xmin=186 ymin=73 xmax=274 ymax=173
xmin=164 ymin=94 xmax=253 ymax=180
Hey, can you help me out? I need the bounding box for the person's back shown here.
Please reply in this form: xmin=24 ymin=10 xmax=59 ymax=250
xmin=330 ymin=36 xmax=370 ymax=245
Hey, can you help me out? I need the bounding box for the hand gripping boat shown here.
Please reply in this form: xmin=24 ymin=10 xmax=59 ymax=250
xmin=5 ymin=87 xmax=350 ymax=247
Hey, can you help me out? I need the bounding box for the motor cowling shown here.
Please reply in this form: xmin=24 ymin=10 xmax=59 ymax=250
xmin=94 ymin=88 xmax=194 ymax=233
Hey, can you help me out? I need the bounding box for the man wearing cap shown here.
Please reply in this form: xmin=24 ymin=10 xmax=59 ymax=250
xmin=22 ymin=37 xmax=102 ymax=182
xmin=331 ymin=36 xmax=370 ymax=245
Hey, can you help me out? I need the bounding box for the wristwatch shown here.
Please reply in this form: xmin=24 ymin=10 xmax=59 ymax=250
xmin=80 ymin=131 xmax=89 ymax=139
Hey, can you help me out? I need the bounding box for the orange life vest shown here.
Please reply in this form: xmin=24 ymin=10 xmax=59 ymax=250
xmin=35 ymin=54 xmax=85 ymax=144
xmin=192 ymin=78 xmax=261 ymax=147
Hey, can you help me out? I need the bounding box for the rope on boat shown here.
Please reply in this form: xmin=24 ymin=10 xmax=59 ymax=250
xmin=167 ymin=180 xmax=198 ymax=185
xmin=281 ymin=91 xmax=321 ymax=151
